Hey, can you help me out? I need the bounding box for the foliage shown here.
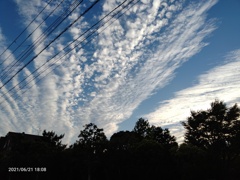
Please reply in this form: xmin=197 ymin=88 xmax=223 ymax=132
xmin=182 ymin=100 xmax=240 ymax=161
xmin=133 ymin=118 xmax=150 ymax=138
xmin=147 ymin=125 xmax=178 ymax=150
xmin=77 ymin=123 xmax=107 ymax=145
xmin=73 ymin=123 xmax=108 ymax=155
xmin=1 ymin=100 xmax=240 ymax=179
xmin=42 ymin=130 xmax=66 ymax=150
xmin=110 ymin=131 xmax=141 ymax=151
xmin=133 ymin=118 xmax=178 ymax=150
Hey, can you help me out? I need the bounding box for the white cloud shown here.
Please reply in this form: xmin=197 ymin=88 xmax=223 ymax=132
xmin=0 ymin=0 xmax=218 ymax=144
xmin=145 ymin=49 xmax=240 ymax=143
xmin=71 ymin=0 xmax=218 ymax=137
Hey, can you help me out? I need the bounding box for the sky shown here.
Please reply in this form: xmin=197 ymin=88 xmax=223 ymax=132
xmin=0 ymin=0 xmax=239 ymax=145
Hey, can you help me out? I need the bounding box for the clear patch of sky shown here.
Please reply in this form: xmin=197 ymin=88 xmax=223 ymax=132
xmin=0 ymin=0 xmax=21 ymax=41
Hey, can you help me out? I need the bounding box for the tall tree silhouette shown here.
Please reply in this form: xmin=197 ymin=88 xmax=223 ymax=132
xmin=42 ymin=130 xmax=66 ymax=150
xmin=147 ymin=126 xmax=178 ymax=150
xmin=74 ymin=123 xmax=107 ymax=154
xmin=182 ymin=100 xmax=240 ymax=161
xmin=133 ymin=118 xmax=177 ymax=150
xmin=133 ymin=118 xmax=150 ymax=138
xmin=110 ymin=131 xmax=141 ymax=151
xmin=73 ymin=123 xmax=108 ymax=180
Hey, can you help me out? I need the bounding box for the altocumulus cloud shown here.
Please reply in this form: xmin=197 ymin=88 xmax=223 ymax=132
xmin=145 ymin=49 xmax=240 ymax=143
xmin=0 ymin=0 xmax=218 ymax=144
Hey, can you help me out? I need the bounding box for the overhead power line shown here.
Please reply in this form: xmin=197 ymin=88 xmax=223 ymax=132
xmin=0 ymin=0 xmax=53 ymax=59
xmin=0 ymin=0 xmax=97 ymax=90
xmin=0 ymin=0 xmax=141 ymax=106
xmin=0 ymin=0 xmax=66 ymax=68
xmin=0 ymin=0 xmax=83 ymax=82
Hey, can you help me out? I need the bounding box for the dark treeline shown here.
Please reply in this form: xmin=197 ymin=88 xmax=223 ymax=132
xmin=1 ymin=100 xmax=240 ymax=179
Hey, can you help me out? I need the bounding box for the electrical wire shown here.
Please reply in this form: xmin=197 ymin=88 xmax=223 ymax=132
xmin=0 ymin=0 xmax=53 ymax=59
xmin=0 ymin=0 xmax=66 ymax=69
xmin=0 ymin=0 xmax=83 ymax=82
xmin=1 ymin=1 xmax=102 ymax=92
xmin=0 ymin=0 xmax=140 ymax=106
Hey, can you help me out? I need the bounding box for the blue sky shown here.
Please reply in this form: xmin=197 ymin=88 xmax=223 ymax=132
xmin=0 ymin=0 xmax=239 ymax=144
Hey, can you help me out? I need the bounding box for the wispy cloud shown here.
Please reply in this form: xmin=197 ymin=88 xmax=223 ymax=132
xmin=0 ymin=0 xmax=218 ymax=144
xmin=145 ymin=49 xmax=240 ymax=143
xmin=73 ymin=0 xmax=218 ymax=136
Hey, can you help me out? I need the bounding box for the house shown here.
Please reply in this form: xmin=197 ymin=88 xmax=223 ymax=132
xmin=0 ymin=132 xmax=43 ymax=151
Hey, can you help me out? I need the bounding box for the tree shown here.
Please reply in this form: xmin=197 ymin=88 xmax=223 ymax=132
xmin=182 ymin=100 xmax=240 ymax=161
xmin=147 ymin=126 xmax=178 ymax=150
xmin=72 ymin=123 xmax=108 ymax=180
xmin=42 ymin=130 xmax=66 ymax=150
xmin=110 ymin=131 xmax=141 ymax=151
xmin=133 ymin=118 xmax=150 ymax=138
xmin=176 ymin=143 xmax=209 ymax=180
xmin=77 ymin=123 xmax=107 ymax=145
xmin=74 ymin=123 xmax=107 ymax=154
xmin=133 ymin=118 xmax=178 ymax=150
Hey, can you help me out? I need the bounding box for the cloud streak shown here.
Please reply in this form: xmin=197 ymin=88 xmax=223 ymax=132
xmin=145 ymin=49 xmax=240 ymax=143
xmin=0 ymin=0 xmax=218 ymax=144
xmin=73 ymin=0 xmax=218 ymax=136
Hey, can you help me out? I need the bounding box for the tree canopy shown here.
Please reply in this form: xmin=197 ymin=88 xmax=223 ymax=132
xmin=42 ymin=130 xmax=66 ymax=150
xmin=133 ymin=118 xmax=150 ymax=138
xmin=133 ymin=118 xmax=178 ymax=150
xmin=182 ymin=100 xmax=240 ymax=160
xmin=72 ymin=123 xmax=107 ymax=155
xmin=1 ymin=100 xmax=240 ymax=179
xmin=77 ymin=123 xmax=107 ymax=145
